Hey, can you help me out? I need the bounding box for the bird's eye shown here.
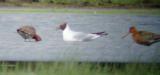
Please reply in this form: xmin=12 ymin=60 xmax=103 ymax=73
xmin=20 ymin=31 xmax=28 ymax=34
xmin=21 ymin=31 xmax=25 ymax=33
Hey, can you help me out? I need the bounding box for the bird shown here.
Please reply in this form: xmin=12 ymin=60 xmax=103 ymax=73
xmin=57 ymin=22 xmax=108 ymax=42
xmin=17 ymin=25 xmax=42 ymax=42
xmin=122 ymin=26 xmax=160 ymax=46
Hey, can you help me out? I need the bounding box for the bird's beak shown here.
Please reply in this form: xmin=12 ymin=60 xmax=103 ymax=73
xmin=122 ymin=32 xmax=130 ymax=39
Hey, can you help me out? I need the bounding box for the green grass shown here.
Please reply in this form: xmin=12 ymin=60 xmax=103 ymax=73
xmin=0 ymin=8 xmax=160 ymax=15
xmin=0 ymin=62 xmax=160 ymax=75
xmin=1 ymin=0 xmax=160 ymax=8
xmin=39 ymin=0 xmax=160 ymax=6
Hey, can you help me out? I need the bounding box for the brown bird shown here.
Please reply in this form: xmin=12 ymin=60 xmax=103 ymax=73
xmin=122 ymin=26 xmax=160 ymax=46
xmin=17 ymin=25 xmax=42 ymax=42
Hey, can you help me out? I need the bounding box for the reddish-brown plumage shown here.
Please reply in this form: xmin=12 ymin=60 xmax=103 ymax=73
xmin=32 ymin=34 xmax=42 ymax=41
xmin=123 ymin=26 xmax=160 ymax=46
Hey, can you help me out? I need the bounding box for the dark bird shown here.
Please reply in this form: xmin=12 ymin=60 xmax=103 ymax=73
xmin=17 ymin=25 xmax=42 ymax=42
xmin=122 ymin=26 xmax=160 ymax=46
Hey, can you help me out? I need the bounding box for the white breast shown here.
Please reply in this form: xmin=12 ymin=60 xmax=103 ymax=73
xmin=62 ymin=25 xmax=100 ymax=42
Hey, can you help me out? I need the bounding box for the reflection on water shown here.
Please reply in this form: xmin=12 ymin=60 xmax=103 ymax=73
xmin=0 ymin=13 xmax=159 ymax=62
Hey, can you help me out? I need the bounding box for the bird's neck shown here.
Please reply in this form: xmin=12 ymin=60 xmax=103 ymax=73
xmin=131 ymin=28 xmax=138 ymax=35
xmin=33 ymin=34 xmax=42 ymax=42
xmin=64 ymin=25 xmax=72 ymax=32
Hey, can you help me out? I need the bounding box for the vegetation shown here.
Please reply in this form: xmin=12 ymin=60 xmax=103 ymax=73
xmin=38 ymin=0 xmax=160 ymax=6
xmin=0 ymin=8 xmax=160 ymax=16
xmin=0 ymin=62 xmax=160 ymax=75
xmin=0 ymin=0 xmax=160 ymax=8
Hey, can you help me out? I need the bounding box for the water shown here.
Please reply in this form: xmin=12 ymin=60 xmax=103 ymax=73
xmin=0 ymin=13 xmax=159 ymax=62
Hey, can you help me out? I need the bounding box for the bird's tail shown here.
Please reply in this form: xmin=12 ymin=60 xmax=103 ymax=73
xmin=92 ymin=31 xmax=108 ymax=36
xmin=33 ymin=34 xmax=42 ymax=42
xmin=154 ymin=35 xmax=160 ymax=40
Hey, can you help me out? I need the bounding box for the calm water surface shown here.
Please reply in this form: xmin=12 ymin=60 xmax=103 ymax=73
xmin=0 ymin=13 xmax=159 ymax=62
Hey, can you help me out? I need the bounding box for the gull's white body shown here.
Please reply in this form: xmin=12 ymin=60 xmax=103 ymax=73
xmin=62 ymin=24 xmax=101 ymax=42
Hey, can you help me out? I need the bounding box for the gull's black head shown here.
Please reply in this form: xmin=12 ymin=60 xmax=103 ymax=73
xmin=58 ymin=22 xmax=67 ymax=30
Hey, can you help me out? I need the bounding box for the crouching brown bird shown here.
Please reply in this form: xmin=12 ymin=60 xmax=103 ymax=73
xmin=17 ymin=25 xmax=42 ymax=42
xmin=122 ymin=26 xmax=160 ymax=46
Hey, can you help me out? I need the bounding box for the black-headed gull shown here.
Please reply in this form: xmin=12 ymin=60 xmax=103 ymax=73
xmin=57 ymin=22 xmax=108 ymax=42
xmin=17 ymin=25 xmax=42 ymax=42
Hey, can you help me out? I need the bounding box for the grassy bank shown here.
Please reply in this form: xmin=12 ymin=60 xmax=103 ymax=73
xmin=2 ymin=0 xmax=160 ymax=8
xmin=0 ymin=8 xmax=160 ymax=15
xmin=0 ymin=1 xmax=160 ymax=8
xmin=0 ymin=62 xmax=160 ymax=75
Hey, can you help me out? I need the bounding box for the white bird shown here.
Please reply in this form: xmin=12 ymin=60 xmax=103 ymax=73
xmin=57 ymin=22 xmax=108 ymax=42
xmin=17 ymin=25 xmax=42 ymax=42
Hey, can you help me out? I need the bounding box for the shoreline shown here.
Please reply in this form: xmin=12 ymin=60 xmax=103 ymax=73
xmin=0 ymin=2 xmax=159 ymax=15
xmin=0 ymin=7 xmax=159 ymax=15
xmin=0 ymin=2 xmax=159 ymax=9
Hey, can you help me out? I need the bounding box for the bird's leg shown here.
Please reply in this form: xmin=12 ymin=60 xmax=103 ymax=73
xmin=24 ymin=39 xmax=28 ymax=42
xmin=27 ymin=39 xmax=31 ymax=42
xmin=24 ymin=39 xmax=33 ymax=42
xmin=128 ymin=40 xmax=135 ymax=49
xmin=29 ymin=36 xmax=35 ymax=42
xmin=128 ymin=43 xmax=134 ymax=49
xmin=28 ymin=38 xmax=33 ymax=42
